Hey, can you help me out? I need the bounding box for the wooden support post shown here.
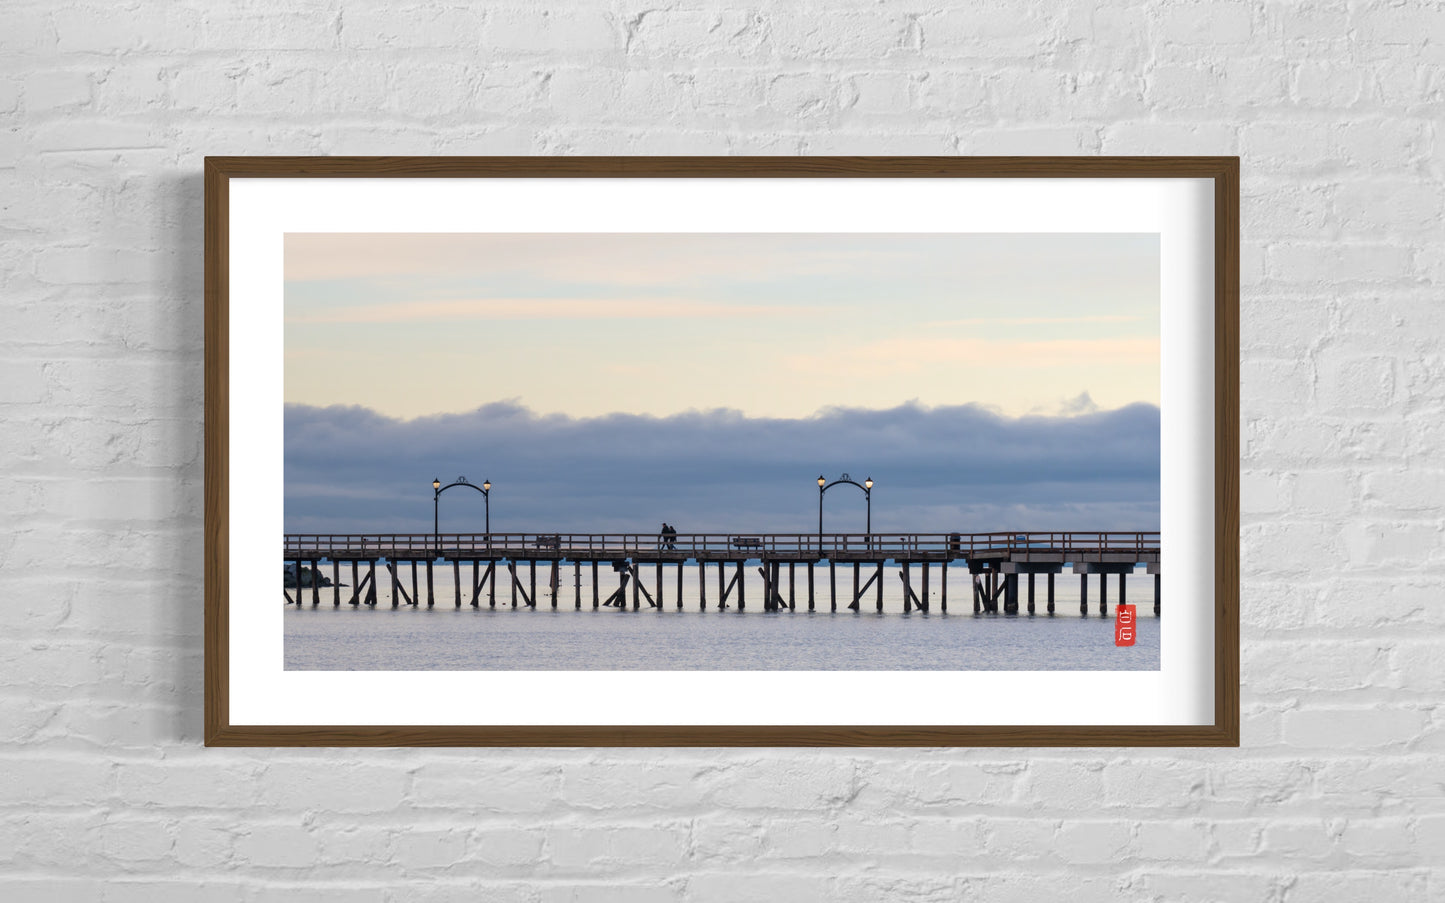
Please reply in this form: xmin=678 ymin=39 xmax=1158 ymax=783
xmin=1154 ymin=573 xmax=1161 ymax=616
xmin=1047 ymin=572 xmax=1055 ymax=614
xmin=736 ymin=561 xmax=746 ymax=610
xmin=575 ymin=561 xmax=582 ymax=610
xmin=426 ymin=560 xmax=434 ymax=608
xmin=851 ymin=563 xmax=860 ymax=612
xmin=1080 ymin=573 xmax=1088 ymax=616
xmin=530 ymin=560 xmax=537 ymax=610
xmin=876 ymin=562 xmax=884 ymax=612
xmin=550 ymin=560 xmax=559 ymax=609
xmin=350 ymin=560 xmax=361 ymax=606
xmin=719 ymin=566 xmax=738 ymax=609
xmin=698 ymin=560 xmax=706 ymax=611
xmin=606 ymin=571 xmax=629 ymax=608
xmin=655 ymin=561 xmax=663 ymax=610
xmin=829 ymin=559 xmax=836 ymax=612
xmin=807 ymin=562 xmax=815 ymax=611
xmin=973 ymin=575 xmax=982 ymax=613
xmin=759 ymin=564 xmax=772 ymax=611
xmin=367 ymin=560 xmax=378 ymax=606
xmin=676 ymin=562 xmax=683 ymax=611
xmin=1099 ymin=572 xmax=1108 ymax=617
xmin=504 ymin=562 xmax=533 ymax=608
xmin=921 ymin=563 xmax=930 ymax=612
xmin=311 ymin=561 xmax=321 ymax=606
xmin=488 ymin=561 xmax=496 ymax=609
xmin=631 ymin=566 xmax=657 ymax=608
xmin=788 ymin=562 xmax=796 ymax=611
xmin=940 ymin=562 xmax=947 ymax=613
xmin=1027 ymin=573 xmax=1035 ymax=615
xmin=453 ymin=560 xmax=461 ymax=608
xmin=1119 ymin=571 xmax=1127 ymax=609
xmin=592 ymin=560 xmax=600 ymax=610
xmin=467 ymin=561 xmax=481 ymax=608
xmin=902 ymin=564 xmax=912 ymax=613
xmin=411 ymin=561 xmax=419 ymax=608
xmin=385 ymin=561 xmax=409 ymax=608
xmin=332 ymin=559 xmax=340 ymax=607
xmin=991 ymin=570 xmax=1000 ymax=613
xmin=1004 ymin=573 xmax=1016 ymax=614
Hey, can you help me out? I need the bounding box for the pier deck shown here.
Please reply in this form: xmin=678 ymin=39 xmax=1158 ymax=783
xmin=282 ymin=532 xmax=1161 ymax=617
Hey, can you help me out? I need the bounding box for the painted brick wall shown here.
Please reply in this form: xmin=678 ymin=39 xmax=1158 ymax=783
xmin=2 ymin=1 xmax=1441 ymax=899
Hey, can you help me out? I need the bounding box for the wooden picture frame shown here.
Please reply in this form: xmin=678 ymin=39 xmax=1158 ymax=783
xmin=204 ymin=156 xmax=1238 ymax=747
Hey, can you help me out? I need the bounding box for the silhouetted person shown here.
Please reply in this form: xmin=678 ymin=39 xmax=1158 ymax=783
xmin=660 ymin=522 xmax=677 ymax=550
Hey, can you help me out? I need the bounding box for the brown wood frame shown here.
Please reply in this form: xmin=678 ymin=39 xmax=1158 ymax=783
xmin=205 ymin=156 xmax=1239 ymax=747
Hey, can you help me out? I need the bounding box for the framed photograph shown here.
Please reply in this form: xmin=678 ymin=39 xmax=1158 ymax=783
xmin=205 ymin=156 xmax=1238 ymax=746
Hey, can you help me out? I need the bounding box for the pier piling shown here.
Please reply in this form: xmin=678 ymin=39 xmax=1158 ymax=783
xmin=281 ymin=533 xmax=1159 ymax=625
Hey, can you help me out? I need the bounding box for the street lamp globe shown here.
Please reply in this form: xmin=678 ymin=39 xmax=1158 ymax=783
xmin=432 ymin=478 xmax=441 ymax=491
xmin=864 ymin=477 xmax=873 ymax=490
xmin=482 ymin=479 xmax=491 ymax=491
xmin=817 ymin=475 xmax=826 ymax=487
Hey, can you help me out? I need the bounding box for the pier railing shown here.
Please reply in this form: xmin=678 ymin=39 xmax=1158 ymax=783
xmin=283 ymin=531 xmax=1160 ymax=559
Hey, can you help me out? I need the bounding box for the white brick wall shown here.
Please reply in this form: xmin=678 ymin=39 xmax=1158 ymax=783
xmin=1 ymin=0 xmax=1441 ymax=899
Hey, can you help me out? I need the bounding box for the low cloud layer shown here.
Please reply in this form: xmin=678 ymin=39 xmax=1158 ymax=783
xmin=285 ymin=401 xmax=1160 ymax=535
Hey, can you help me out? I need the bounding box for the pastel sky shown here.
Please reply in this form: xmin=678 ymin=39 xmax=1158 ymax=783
xmin=284 ymin=233 xmax=1159 ymax=419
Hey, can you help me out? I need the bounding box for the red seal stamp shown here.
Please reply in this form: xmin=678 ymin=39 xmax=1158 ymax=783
xmin=1115 ymin=604 xmax=1136 ymax=647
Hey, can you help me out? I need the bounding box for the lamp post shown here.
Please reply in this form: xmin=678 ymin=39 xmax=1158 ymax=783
xmin=433 ymin=476 xmax=491 ymax=556
xmin=817 ymin=473 xmax=873 ymax=548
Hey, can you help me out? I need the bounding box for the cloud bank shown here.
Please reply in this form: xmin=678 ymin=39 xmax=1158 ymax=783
xmin=285 ymin=401 xmax=1160 ymax=535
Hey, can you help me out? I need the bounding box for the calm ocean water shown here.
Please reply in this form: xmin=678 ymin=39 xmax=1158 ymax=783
xmin=285 ymin=564 xmax=1160 ymax=671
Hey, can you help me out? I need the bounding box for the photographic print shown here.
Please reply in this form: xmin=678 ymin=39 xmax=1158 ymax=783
xmin=282 ymin=231 xmax=1162 ymax=672
xmin=205 ymin=156 xmax=1238 ymax=746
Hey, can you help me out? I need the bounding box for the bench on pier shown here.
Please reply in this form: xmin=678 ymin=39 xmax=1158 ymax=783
xmin=534 ymin=535 xmax=561 ymax=550
xmin=730 ymin=537 xmax=763 ymax=550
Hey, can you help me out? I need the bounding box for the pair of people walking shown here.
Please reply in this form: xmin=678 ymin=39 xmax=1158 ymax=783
xmin=659 ymin=522 xmax=678 ymax=550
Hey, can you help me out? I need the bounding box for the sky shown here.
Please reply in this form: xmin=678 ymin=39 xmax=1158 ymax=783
xmin=283 ymin=232 xmax=1160 ymax=533
xmin=284 ymin=233 xmax=1160 ymax=420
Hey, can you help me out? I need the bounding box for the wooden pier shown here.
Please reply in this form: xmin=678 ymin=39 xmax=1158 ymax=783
xmin=282 ymin=532 xmax=1161 ymax=617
